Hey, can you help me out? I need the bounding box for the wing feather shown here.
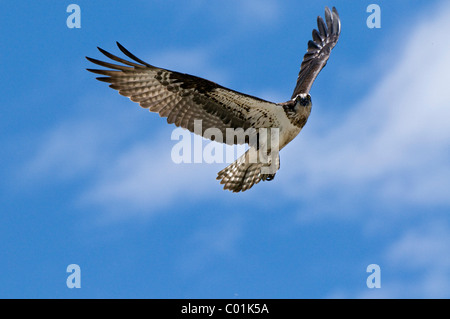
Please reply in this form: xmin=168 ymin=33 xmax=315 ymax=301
xmin=87 ymin=42 xmax=281 ymax=145
xmin=291 ymin=7 xmax=341 ymax=98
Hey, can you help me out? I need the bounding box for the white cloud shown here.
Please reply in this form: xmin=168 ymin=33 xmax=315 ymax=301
xmin=386 ymin=221 xmax=450 ymax=271
xmin=236 ymin=0 xmax=280 ymax=25
xmin=358 ymin=221 xmax=450 ymax=298
xmin=23 ymin=120 xmax=112 ymax=181
xmin=386 ymin=222 xmax=450 ymax=298
xmin=79 ymin=138 xmax=220 ymax=216
xmin=325 ymin=220 xmax=450 ymax=299
xmin=151 ymin=0 xmax=281 ymax=28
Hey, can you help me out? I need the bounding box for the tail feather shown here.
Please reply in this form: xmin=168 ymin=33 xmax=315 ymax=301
xmin=217 ymin=150 xmax=279 ymax=192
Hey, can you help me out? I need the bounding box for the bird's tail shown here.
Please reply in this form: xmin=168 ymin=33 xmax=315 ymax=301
xmin=216 ymin=149 xmax=279 ymax=192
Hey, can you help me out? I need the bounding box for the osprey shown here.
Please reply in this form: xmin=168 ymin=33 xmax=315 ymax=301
xmin=86 ymin=7 xmax=341 ymax=192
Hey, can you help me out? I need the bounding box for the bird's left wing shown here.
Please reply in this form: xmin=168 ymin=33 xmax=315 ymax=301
xmin=86 ymin=42 xmax=280 ymax=145
xmin=291 ymin=7 xmax=341 ymax=98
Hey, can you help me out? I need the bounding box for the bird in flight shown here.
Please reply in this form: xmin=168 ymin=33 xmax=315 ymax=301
xmin=86 ymin=7 xmax=341 ymax=193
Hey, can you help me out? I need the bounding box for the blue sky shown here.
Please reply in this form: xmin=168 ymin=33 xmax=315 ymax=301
xmin=1 ymin=0 xmax=450 ymax=298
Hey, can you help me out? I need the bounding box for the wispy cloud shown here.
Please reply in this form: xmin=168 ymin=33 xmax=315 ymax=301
xmin=354 ymin=221 xmax=450 ymax=298
xmin=386 ymin=221 xmax=450 ymax=271
xmin=22 ymin=120 xmax=112 ymax=182
xmin=78 ymin=139 xmax=220 ymax=217
xmin=235 ymin=0 xmax=281 ymax=26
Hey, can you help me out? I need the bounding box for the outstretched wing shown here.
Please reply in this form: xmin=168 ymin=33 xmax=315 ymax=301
xmin=86 ymin=42 xmax=280 ymax=145
xmin=291 ymin=7 xmax=341 ymax=98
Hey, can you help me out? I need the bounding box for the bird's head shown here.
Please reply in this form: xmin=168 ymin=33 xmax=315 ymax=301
xmin=294 ymin=93 xmax=312 ymax=109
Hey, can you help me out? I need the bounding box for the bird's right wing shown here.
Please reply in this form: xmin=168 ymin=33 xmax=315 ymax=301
xmin=291 ymin=7 xmax=341 ymax=98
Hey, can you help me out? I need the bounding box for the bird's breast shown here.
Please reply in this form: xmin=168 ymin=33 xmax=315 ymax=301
xmin=277 ymin=108 xmax=308 ymax=149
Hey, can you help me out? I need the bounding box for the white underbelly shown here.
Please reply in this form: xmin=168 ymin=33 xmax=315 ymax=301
xmin=279 ymin=124 xmax=301 ymax=149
